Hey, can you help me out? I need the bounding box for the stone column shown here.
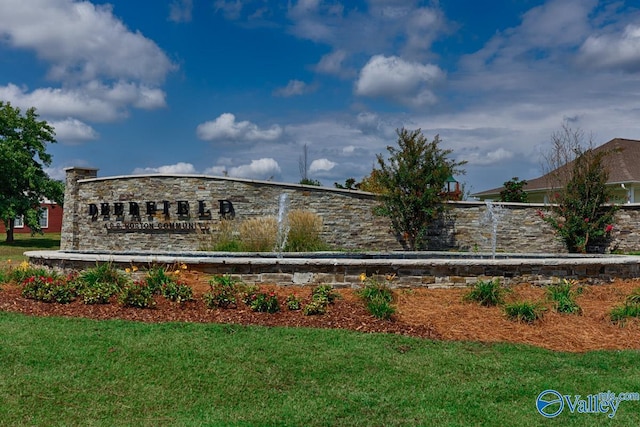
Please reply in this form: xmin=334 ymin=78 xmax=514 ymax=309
xmin=60 ymin=167 xmax=98 ymax=250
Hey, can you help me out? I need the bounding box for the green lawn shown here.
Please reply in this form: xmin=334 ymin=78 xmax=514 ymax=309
xmin=0 ymin=233 xmax=60 ymax=262
xmin=0 ymin=312 xmax=639 ymax=426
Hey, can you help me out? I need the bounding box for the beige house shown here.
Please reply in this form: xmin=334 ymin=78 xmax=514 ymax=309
xmin=473 ymin=138 xmax=640 ymax=203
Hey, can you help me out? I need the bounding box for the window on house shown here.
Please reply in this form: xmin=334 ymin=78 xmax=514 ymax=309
xmin=39 ymin=208 xmax=49 ymax=229
xmin=14 ymin=215 xmax=24 ymax=228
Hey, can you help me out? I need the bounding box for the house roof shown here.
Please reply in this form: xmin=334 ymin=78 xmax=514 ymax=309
xmin=473 ymin=138 xmax=640 ymax=197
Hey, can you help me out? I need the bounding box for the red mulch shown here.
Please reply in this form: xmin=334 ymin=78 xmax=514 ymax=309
xmin=2 ymin=271 xmax=640 ymax=352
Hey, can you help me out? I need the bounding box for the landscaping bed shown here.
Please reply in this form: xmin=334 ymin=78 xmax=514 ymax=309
xmin=2 ymin=268 xmax=640 ymax=352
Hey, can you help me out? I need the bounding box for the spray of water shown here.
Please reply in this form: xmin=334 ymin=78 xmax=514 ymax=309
xmin=275 ymin=193 xmax=290 ymax=257
xmin=482 ymin=200 xmax=504 ymax=259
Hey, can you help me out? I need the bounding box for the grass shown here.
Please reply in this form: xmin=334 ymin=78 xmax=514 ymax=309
xmin=1 ymin=313 xmax=640 ymax=426
xmin=0 ymin=233 xmax=60 ymax=262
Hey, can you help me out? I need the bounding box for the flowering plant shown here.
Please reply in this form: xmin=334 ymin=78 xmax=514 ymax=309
xmin=539 ymin=147 xmax=617 ymax=253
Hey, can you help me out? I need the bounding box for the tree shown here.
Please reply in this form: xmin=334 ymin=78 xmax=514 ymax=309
xmin=374 ymin=128 xmax=466 ymax=250
xmin=499 ymin=177 xmax=528 ymax=202
xmin=0 ymin=101 xmax=64 ymax=242
xmin=539 ymin=123 xmax=617 ymax=253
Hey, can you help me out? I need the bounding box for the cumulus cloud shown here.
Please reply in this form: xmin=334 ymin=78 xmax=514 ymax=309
xmin=196 ymin=113 xmax=283 ymax=141
xmin=355 ymin=55 xmax=444 ymax=106
xmin=50 ymin=118 xmax=98 ymax=143
xmin=273 ymin=80 xmax=309 ymax=97
xmin=169 ymin=0 xmax=193 ymax=23
xmin=227 ymin=158 xmax=282 ymax=180
xmin=309 ymin=158 xmax=336 ymax=173
xmin=132 ymin=162 xmax=197 ymax=175
xmin=214 ymin=0 xmax=244 ymax=20
xmin=0 ymin=82 xmax=166 ymax=122
xmin=578 ymin=25 xmax=640 ymax=72
xmin=0 ymin=0 xmax=176 ymax=84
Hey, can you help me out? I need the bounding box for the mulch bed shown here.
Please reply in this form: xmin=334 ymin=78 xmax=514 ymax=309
xmin=2 ymin=272 xmax=640 ymax=352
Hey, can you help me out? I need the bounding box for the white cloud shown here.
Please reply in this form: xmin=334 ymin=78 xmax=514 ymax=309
xmin=315 ymin=50 xmax=352 ymax=77
xmin=132 ymin=162 xmax=197 ymax=175
xmin=227 ymin=158 xmax=282 ymax=180
xmin=463 ymin=148 xmax=514 ymax=166
xmin=273 ymin=80 xmax=309 ymax=97
xmin=578 ymin=25 xmax=640 ymax=72
xmin=0 ymin=0 xmax=176 ymax=84
xmin=214 ymin=0 xmax=244 ymax=20
xmin=196 ymin=113 xmax=283 ymax=141
xmin=169 ymin=0 xmax=193 ymax=23
xmin=50 ymin=118 xmax=98 ymax=143
xmin=355 ymin=55 xmax=444 ymax=106
xmin=309 ymin=158 xmax=336 ymax=173
xmin=0 ymin=82 xmax=166 ymax=122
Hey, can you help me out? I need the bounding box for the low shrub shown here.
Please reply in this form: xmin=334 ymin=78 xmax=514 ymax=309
xmin=78 ymin=282 xmax=118 ymax=304
xmin=145 ymin=266 xmax=177 ymax=294
xmin=161 ymin=280 xmax=193 ymax=304
xmin=609 ymin=288 xmax=640 ymax=325
xmin=303 ymin=300 xmax=327 ymax=315
xmin=203 ymin=274 xmax=240 ymax=309
xmin=610 ymin=303 xmax=640 ymax=325
xmin=286 ymin=294 xmax=301 ymax=311
xmin=76 ymin=263 xmax=128 ymax=290
xmin=504 ymin=301 xmax=545 ymax=323
xmin=312 ymin=284 xmax=340 ymax=304
xmin=21 ymin=274 xmax=76 ymax=304
xmin=303 ymin=285 xmax=340 ymax=316
xmin=357 ymin=274 xmax=396 ymax=320
xmin=244 ymin=288 xmax=280 ymax=313
xmin=118 ymin=281 xmax=155 ymax=308
xmin=10 ymin=262 xmax=50 ymax=284
xmin=463 ymin=279 xmax=508 ymax=307
xmin=547 ymin=279 xmax=582 ymax=314
xmin=624 ymin=288 xmax=640 ymax=305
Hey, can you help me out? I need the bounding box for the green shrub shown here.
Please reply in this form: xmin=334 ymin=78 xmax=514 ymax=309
xmin=10 ymin=263 xmax=50 ymax=284
xmin=504 ymin=301 xmax=545 ymax=323
xmin=161 ymin=281 xmax=193 ymax=304
xmin=76 ymin=263 xmax=128 ymax=291
xmin=244 ymin=288 xmax=280 ymax=313
xmin=285 ymin=210 xmax=327 ymax=252
xmin=610 ymin=304 xmax=640 ymax=325
xmin=312 ymin=285 xmax=340 ymax=304
xmin=286 ymin=294 xmax=301 ymax=311
xmin=463 ymin=279 xmax=508 ymax=307
xmin=547 ymin=279 xmax=582 ymax=314
xmin=303 ymin=285 xmax=340 ymax=316
xmin=118 ymin=281 xmax=155 ymax=308
xmin=78 ymin=282 xmax=118 ymax=304
xmin=203 ymin=274 xmax=240 ymax=309
xmin=357 ymin=275 xmax=396 ymax=320
xmin=303 ymin=299 xmax=327 ymax=315
xmin=145 ymin=266 xmax=176 ymax=294
xmin=624 ymin=288 xmax=640 ymax=305
xmin=366 ymin=295 xmax=396 ymax=320
xmin=21 ymin=274 xmax=76 ymax=304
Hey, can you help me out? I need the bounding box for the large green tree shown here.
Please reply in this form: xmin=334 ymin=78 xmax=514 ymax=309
xmin=374 ymin=128 xmax=466 ymax=250
xmin=0 ymin=101 xmax=64 ymax=242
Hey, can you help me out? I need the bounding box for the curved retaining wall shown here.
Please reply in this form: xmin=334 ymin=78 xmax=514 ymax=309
xmin=60 ymin=168 xmax=640 ymax=254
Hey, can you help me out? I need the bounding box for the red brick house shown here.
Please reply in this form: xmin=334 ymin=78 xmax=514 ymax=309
xmin=0 ymin=202 xmax=64 ymax=234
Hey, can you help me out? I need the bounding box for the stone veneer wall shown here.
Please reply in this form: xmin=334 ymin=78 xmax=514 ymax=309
xmin=60 ymin=168 xmax=640 ymax=254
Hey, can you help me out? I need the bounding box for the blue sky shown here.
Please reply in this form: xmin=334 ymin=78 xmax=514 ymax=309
xmin=1 ymin=0 xmax=640 ymax=195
